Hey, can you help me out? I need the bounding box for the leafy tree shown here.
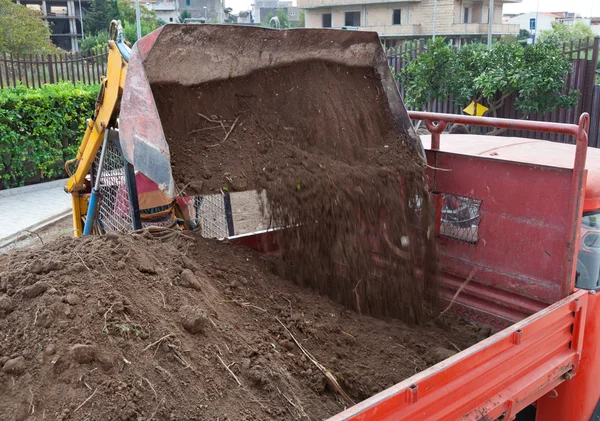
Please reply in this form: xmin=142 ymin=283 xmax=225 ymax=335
xmin=0 ymin=0 xmax=55 ymax=54
xmin=399 ymin=38 xmax=577 ymax=132
xmin=277 ymin=9 xmax=290 ymax=28
xmin=84 ymin=0 xmax=119 ymax=37
xmin=538 ymin=22 xmax=594 ymax=46
xmin=518 ymin=29 xmax=530 ymax=39
xmin=398 ymin=38 xmax=457 ymax=109
xmin=79 ymin=31 xmax=108 ymax=52
xmin=298 ymin=10 xmax=305 ymax=28
xmin=263 ymin=8 xmax=289 ymax=28
xmin=117 ymin=0 xmax=161 ymax=43
xmin=178 ymin=10 xmax=192 ymax=23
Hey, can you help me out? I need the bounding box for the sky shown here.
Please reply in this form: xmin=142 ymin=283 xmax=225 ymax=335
xmin=226 ymin=0 xmax=294 ymax=14
xmin=502 ymin=0 xmax=597 ymax=17
xmin=225 ymin=0 xmax=598 ymax=17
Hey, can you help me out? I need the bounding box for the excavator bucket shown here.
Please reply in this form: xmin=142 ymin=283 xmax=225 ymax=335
xmin=119 ymin=24 xmax=423 ymax=198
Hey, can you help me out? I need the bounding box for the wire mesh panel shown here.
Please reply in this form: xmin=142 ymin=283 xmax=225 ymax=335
xmin=91 ymin=138 xmax=232 ymax=237
xmin=92 ymin=141 xmax=134 ymax=233
xmin=193 ymin=194 xmax=230 ymax=239
xmin=439 ymin=193 xmax=482 ymax=244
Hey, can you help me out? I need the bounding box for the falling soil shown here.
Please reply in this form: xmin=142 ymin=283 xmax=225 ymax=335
xmin=152 ymin=60 xmax=436 ymax=323
xmin=0 ymin=234 xmax=488 ymax=420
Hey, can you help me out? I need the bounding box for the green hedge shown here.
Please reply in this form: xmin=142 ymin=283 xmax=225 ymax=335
xmin=0 ymin=83 xmax=100 ymax=189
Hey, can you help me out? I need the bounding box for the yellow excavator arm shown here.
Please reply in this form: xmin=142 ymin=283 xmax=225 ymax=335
xmin=65 ymin=21 xmax=129 ymax=236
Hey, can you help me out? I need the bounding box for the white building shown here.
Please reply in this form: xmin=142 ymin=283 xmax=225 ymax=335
xmin=507 ymin=12 xmax=558 ymax=33
xmin=146 ymin=0 xmax=179 ymax=23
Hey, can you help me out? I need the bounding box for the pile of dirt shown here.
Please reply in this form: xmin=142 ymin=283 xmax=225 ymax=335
xmin=152 ymin=60 xmax=436 ymax=323
xmin=0 ymin=234 xmax=488 ymax=420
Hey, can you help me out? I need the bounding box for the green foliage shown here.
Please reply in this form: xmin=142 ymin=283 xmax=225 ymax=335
xmin=178 ymin=10 xmax=192 ymax=23
xmin=118 ymin=0 xmax=161 ymax=43
xmin=83 ymin=0 xmax=160 ymax=42
xmin=0 ymin=83 xmax=100 ymax=188
xmin=79 ymin=31 xmax=109 ymax=52
xmin=298 ymin=10 xmax=305 ymax=28
xmin=84 ymin=0 xmax=120 ymax=37
xmin=0 ymin=0 xmax=55 ymax=54
xmin=263 ymin=8 xmax=290 ymax=28
xmin=515 ymin=42 xmax=578 ymax=115
xmin=398 ymin=38 xmax=457 ymax=109
xmin=538 ymin=22 xmax=594 ymax=46
xmin=399 ymin=38 xmax=577 ymax=118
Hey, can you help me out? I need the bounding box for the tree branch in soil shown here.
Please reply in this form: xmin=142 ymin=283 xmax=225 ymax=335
xmin=275 ymin=317 xmax=355 ymax=405
xmin=74 ymin=251 xmax=91 ymax=271
xmin=28 ymin=388 xmax=34 ymax=414
xmin=73 ymin=387 xmax=99 ymax=413
xmin=207 ymin=116 xmax=241 ymax=147
xmin=216 ymin=354 xmax=242 ymax=387
xmin=196 ymin=113 xmax=226 ymax=132
xmin=436 ymin=268 xmax=477 ymax=319
xmin=142 ymin=333 xmax=174 ymax=352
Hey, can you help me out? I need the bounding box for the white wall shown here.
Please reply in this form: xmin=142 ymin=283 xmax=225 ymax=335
xmin=507 ymin=12 xmax=555 ymax=32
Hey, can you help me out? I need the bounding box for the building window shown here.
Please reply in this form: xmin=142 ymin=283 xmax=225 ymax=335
xmin=345 ymin=11 xmax=360 ymax=26
xmin=392 ymin=9 xmax=401 ymax=25
xmin=463 ymin=7 xmax=471 ymax=23
xmin=322 ymin=13 xmax=332 ymax=28
xmin=186 ymin=0 xmax=190 ymax=6
xmin=170 ymin=17 xmax=174 ymax=22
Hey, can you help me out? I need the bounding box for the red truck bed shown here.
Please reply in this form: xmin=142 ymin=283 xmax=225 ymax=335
xmin=234 ymin=112 xmax=600 ymax=421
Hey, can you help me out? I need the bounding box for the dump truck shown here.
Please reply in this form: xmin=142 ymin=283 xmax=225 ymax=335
xmin=65 ymin=21 xmax=600 ymax=420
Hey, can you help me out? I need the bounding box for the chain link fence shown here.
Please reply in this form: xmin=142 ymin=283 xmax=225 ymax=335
xmin=92 ymin=140 xmax=134 ymax=233
xmin=439 ymin=193 xmax=482 ymax=244
xmin=91 ymin=138 xmax=232 ymax=238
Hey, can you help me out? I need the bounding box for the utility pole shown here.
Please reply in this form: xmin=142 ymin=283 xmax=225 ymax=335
xmin=487 ymin=0 xmax=494 ymax=49
xmin=433 ymin=0 xmax=437 ymax=39
xmin=135 ymin=0 xmax=142 ymax=41
xmin=533 ymin=0 xmax=540 ymax=44
xmin=78 ymin=0 xmax=84 ymax=40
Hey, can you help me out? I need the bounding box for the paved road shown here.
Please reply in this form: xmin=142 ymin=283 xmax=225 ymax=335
xmin=0 ymin=179 xmax=72 ymax=245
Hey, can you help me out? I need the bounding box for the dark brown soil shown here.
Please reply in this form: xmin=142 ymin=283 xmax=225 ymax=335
xmin=0 ymin=234 xmax=487 ymax=420
xmin=152 ymin=60 xmax=436 ymax=324
xmin=152 ymin=61 xmax=415 ymax=197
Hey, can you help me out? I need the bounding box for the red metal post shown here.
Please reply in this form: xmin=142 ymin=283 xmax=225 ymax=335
xmin=563 ymin=113 xmax=590 ymax=296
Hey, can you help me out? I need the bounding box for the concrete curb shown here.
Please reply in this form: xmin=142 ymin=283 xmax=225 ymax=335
xmin=0 ymin=179 xmax=68 ymax=199
xmin=0 ymin=209 xmax=72 ymax=250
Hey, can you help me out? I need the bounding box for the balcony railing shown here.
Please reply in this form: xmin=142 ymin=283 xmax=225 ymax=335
xmin=298 ymin=0 xmax=421 ymax=8
xmin=357 ymin=24 xmax=422 ymax=36
xmin=450 ymin=23 xmax=520 ymax=34
xmin=153 ymin=2 xmax=177 ymax=10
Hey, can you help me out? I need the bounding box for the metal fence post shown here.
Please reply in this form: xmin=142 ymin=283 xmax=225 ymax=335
xmin=47 ymin=54 xmax=55 ymax=84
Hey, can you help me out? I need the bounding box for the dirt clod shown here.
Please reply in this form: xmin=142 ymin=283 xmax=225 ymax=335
xmin=70 ymin=344 xmax=96 ymax=364
xmin=180 ymin=269 xmax=203 ymax=291
xmin=180 ymin=305 xmax=208 ymax=334
xmin=23 ymin=281 xmax=49 ymax=298
xmin=35 ymin=308 xmax=54 ymax=328
xmin=64 ymin=293 xmax=81 ymax=305
xmin=0 ymin=294 xmax=14 ymax=315
xmin=2 ymin=356 xmax=26 ymax=375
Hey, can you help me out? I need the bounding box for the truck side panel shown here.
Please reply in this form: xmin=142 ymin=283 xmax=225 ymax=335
xmin=536 ymin=291 xmax=600 ymax=421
